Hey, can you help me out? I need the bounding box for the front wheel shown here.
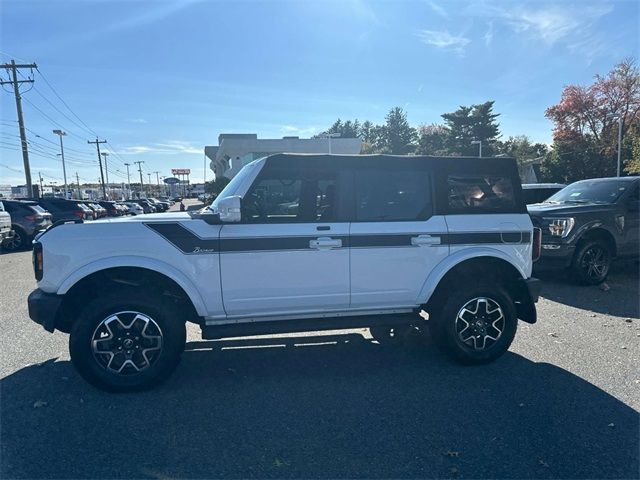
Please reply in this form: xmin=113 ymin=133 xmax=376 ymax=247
xmin=428 ymin=284 xmax=517 ymax=364
xmin=69 ymin=292 xmax=186 ymax=392
xmin=571 ymin=240 xmax=612 ymax=285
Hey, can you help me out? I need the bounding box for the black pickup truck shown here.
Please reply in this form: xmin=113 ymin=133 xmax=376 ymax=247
xmin=528 ymin=177 xmax=639 ymax=284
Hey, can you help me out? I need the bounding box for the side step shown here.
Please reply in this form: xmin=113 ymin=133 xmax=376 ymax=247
xmin=201 ymin=312 xmax=419 ymax=340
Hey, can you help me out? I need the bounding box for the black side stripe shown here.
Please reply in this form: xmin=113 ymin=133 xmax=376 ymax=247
xmin=146 ymin=223 xmax=219 ymax=254
xmin=145 ymin=222 xmax=531 ymax=255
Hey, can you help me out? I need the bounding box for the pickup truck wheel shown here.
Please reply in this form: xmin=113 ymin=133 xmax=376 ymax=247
xmin=428 ymin=285 xmax=517 ymax=364
xmin=69 ymin=293 xmax=186 ymax=392
xmin=571 ymin=240 xmax=612 ymax=285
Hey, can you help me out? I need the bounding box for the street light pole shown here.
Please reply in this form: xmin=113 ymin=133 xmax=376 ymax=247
xmin=52 ymin=130 xmax=68 ymax=198
xmin=124 ymin=163 xmax=132 ymax=198
xmin=101 ymin=152 xmax=110 ymax=199
xmin=320 ymin=132 xmax=341 ymax=154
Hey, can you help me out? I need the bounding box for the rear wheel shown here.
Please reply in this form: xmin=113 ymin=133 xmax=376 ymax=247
xmin=428 ymin=284 xmax=517 ymax=364
xmin=571 ymin=239 xmax=612 ymax=285
xmin=69 ymin=292 xmax=186 ymax=392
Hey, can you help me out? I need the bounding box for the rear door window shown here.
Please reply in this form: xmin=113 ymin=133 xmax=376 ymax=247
xmin=355 ymin=168 xmax=432 ymax=222
xmin=447 ymin=174 xmax=516 ymax=213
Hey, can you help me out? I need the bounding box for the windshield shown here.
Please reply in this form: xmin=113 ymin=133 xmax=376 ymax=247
xmin=547 ymin=180 xmax=630 ymax=204
xmin=210 ymin=161 xmax=260 ymax=211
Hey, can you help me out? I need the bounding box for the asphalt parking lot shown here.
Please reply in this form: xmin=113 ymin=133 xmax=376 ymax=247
xmin=0 ymin=251 xmax=638 ymax=479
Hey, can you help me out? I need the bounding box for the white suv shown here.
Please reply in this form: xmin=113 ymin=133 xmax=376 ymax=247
xmin=28 ymin=154 xmax=541 ymax=391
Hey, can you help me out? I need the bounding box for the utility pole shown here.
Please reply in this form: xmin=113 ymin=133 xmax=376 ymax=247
xmin=88 ymin=137 xmax=107 ymax=199
xmin=0 ymin=60 xmax=38 ymax=197
xmin=38 ymin=172 xmax=43 ymax=197
xmin=124 ymin=163 xmax=132 ymax=198
xmin=52 ymin=130 xmax=68 ymax=198
xmin=134 ymin=161 xmax=144 ymax=198
xmin=154 ymin=171 xmax=160 ymax=197
xmin=76 ymin=172 xmax=80 ymax=199
xmin=101 ymin=152 xmax=109 ymax=190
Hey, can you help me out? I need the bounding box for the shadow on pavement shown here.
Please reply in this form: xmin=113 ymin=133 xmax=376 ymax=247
xmin=1 ymin=332 xmax=638 ymax=479
xmin=537 ymin=260 xmax=640 ymax=318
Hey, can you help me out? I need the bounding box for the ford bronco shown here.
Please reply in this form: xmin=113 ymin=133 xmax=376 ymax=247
xmin=28 ymin=154 xmax=541 ymax=391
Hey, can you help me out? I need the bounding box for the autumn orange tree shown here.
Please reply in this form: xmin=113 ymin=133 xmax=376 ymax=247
xmin=542 ymin=58 xmax=640 ymax=182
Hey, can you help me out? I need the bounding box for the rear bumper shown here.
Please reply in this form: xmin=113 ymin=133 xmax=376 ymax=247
xmin=27 ymin=289 xmax=63 ymax=333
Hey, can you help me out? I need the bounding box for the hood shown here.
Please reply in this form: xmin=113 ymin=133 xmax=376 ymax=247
xmin=527 ymin=202 xmax=616 ymax=217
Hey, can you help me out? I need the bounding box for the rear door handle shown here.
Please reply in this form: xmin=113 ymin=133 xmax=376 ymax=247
xmin=310 ymin=237 xmax=342 ymax=249
xmin=411 ymin=234 xmax=441 ymax=246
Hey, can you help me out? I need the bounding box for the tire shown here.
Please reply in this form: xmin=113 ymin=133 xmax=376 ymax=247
xmin=3 ymin=228 xmax=28 ymax=251
xmin=571 ymin=239 xmax=612 ymax=285
xmin=428 ymin=284 xmax=517 ymax=364
xmin=69 ymin=292 xmax=186 ymax=392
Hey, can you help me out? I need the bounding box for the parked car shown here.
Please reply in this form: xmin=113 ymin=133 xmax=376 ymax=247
xmin=1 ymin=200 xmax=52 ymax=251
xmin=0 ymin=201 xmax=15 ymax=247
xmin=522 ymin=183 xmax=566 ymax=205
xmin=123 ymin=202 xmax=144 ymax=216
xmin=134 ymin=199 xmax=156 ymax=213
xmin=28 ymin=153 xmax=540 ymax=391
xmin=87 ymin=203 xmax=106 ymax=219
xmin=98 ymin=201 xmax=122 ymax=217
xmin=148 ymin=198 xmax=168 ymax=212
xmin=114 ymin=203 xmax=130 ymax=215
xmin=528 ymin=176 xmax=639 ymax=284
xmin=37 ymin=198 xmax=91 ymax=223
xmin=78 ymin=203 xmax=95 ymax=221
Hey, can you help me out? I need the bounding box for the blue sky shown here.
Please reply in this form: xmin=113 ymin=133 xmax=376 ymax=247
xmin=1 ymin=0 xmax=638 ymax=186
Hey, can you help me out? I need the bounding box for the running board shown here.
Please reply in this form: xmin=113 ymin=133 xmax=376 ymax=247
xmin=201 ymin=312 xmax=419 ymax=340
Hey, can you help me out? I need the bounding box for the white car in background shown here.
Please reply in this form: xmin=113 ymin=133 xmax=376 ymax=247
xmin=123 ymin=202 xmax=144 ymax=216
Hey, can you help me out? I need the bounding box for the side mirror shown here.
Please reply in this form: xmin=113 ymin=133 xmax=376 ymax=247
xmin=216 ymin=196 xmax=242 ymax=223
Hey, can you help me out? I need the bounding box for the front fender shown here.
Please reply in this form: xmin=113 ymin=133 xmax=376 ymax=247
xmin=56 ymin=255 xmax=208 ymax=317
xmin=416 ymin=246 xmax=528 ymax=305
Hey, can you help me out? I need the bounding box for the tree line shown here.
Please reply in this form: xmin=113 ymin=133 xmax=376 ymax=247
xmin=318 ymin=58 xmax=640 ymax=182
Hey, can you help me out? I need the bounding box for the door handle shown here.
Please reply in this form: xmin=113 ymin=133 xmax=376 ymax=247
xmin=411 ymin=234 xmax=441 ymax=246
xmin=309 ymin=237 xmax=342 ymax=249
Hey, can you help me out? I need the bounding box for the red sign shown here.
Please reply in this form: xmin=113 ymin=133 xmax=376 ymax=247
xmin=171 ymin=168 xmax=191 ymax=175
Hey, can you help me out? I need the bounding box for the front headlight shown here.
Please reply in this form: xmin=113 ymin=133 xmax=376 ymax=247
xmin=544 ymin=217 xmax=575 ymax=238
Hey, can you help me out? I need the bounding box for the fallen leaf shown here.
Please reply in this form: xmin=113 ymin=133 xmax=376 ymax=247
xmin=33 ymin=400 xmax=47 ymax=408
xmin=621 ymin=346 xmax=627 ymax=350
xmin=539 ymin=459 xmax=549 ymax=468
xmin=548 ymin=332 xmax=558 ymax=338
xmin=273 ymin=458 xmax=289 ymax=467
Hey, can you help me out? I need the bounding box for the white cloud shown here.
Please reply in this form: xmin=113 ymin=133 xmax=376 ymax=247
xmin=484 ymin=21 xmax=494 ymax=47
xmin=416 ymin=29 xmax=470 ymax=56
xmin=467 ymin=3 xmax=613 ymax=50
xmin=122 ymin=141 xmax=201 ymax=155
xmin=126 ymin=118 xmax=148 ymax=124
xmin=426 ymin=1 xmax=448 ymax=18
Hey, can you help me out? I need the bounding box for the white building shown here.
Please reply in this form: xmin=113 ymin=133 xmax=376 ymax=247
xmin=205 ymin=133 xmax=362 ymax=179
